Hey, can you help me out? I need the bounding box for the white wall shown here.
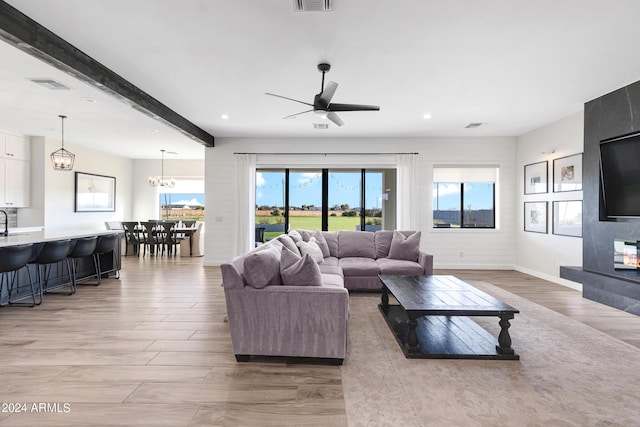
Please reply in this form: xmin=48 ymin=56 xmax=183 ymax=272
xmin=21 ymin=136 xmax=133 ymax=230
xmin=204 ymin=136 xmax=517 ymax=267
xmin=515 ymin=112 xmax=584 ymax=289
xmin=131 ymin=158 xmax=204 ymax=220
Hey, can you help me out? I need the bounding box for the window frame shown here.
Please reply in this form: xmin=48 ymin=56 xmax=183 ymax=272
xmin=432 ymin=181 xmax=496 ymax=229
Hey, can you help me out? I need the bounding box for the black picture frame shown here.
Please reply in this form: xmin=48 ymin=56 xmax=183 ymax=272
xmin=553 ymin=153 xmax=583 ymax=192
xmin=524 ymin=161 xmax=548 ymax=194
xmin=552 ymin=200 xmax=582 ymax=237
xmin=74 ymin=172 xmax=116 ymax=212
xmin=524 ymin=201 xmax=547 ymax=233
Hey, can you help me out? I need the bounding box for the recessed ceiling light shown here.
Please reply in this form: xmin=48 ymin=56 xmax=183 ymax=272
xmin=221 ymin=114 xmax=229 ymax=120
xmin=149 ymin=128 xmax=159 ymax=133
xmin=423 ymin=113 xmax=432 ymax=119
xmin=83 ymin=97 xmax=96 ymax=103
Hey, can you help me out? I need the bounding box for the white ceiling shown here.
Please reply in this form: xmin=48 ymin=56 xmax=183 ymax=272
xmin=2 ymin=0 xmax=640 ymax=159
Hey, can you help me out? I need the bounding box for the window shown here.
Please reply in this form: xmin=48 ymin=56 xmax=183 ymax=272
xmin=255 ymin=168 xmax=396 ymax=234
xmin=433 ymin=167 xmax=497 ymax=228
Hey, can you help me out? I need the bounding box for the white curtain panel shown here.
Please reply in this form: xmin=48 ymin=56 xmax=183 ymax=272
xmin=235 ymin=153 xmax=256 ymax=255
xmin=396 ymin=153 xmax=417 ymax=230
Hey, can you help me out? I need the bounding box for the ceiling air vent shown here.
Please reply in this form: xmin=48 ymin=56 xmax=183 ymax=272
xmin=465 ymin=122 xmax=483 ymax=129
xmin=293 ymin=0 xmax=332 ymax=12
xmin=313 ymin=123 xmax=329 ymax=129
xmin=29 ymin=78 xmax=70 ymax=90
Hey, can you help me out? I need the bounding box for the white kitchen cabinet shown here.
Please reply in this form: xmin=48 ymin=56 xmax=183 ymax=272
xmin=0 ymin=132 xmax=30 ymax=161
xmin=0 ymin=158 xmax=30 ymax=208
xmin=0 ymin=132 xmax=31 ymax=207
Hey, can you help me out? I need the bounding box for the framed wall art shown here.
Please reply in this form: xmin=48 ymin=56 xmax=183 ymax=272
xmin=524 ymin=201 xmax=547 ymax=233
xmin=524 ymin=161 xmax=548 ymax=194
xmin=553 ymin=153 xmax=583 ymax=192
xmin=75 ymin=172 xmax=116 ymax=212
xmin=552 ymin=200 xmax=582 ymax=237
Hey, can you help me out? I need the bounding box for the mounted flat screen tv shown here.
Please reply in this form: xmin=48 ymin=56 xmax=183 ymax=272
xmin=600 ymin=132 xmax=640 ymax=219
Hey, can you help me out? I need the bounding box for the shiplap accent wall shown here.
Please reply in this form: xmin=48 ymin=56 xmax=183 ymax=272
xmin=204 ymin=136 xmax=517 ymax=268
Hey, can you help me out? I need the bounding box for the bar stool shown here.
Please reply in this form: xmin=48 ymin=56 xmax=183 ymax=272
xmin=92 ymin=234 xmax=120 ymax=285
xmin=31 ymin=239 xmax=72 ymax=301
xmin=66 ymin=236 xmax=98 ymax=292
xmin=0 ymin=244 xmax=37 ymax=307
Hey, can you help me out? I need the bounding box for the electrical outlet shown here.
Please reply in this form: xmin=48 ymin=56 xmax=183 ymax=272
xmin=459 ymin=251 xmax=464 ymax=258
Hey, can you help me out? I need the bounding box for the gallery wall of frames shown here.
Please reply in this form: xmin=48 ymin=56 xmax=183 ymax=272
xmin=523 ymin=153 xmax=582 ymax=237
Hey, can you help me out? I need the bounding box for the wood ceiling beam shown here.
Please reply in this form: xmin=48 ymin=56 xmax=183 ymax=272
xmin=0 ymin=1 xmax=214 ymax=147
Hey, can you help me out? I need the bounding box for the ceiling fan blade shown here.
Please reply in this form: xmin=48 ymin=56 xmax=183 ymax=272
xmin=283 ymin=109 xmax=313 ymax=119
xmin=326 ymin=103 xmax=380 ymax=112
xmin=326 ymin=112 xmax=344 ymax=127
xmin=319 ymin=81 xmax=338 ymax=105
xmin=265 ymin=92 xmax=314 ymax=107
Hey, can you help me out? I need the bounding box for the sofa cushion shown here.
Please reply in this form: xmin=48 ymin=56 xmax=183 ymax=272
xmin=297 ymin=238 xmax=324 ymax=263
xmin=376 ymin=258 xmax=425 ymax=276
xmin=374 ymin=230 xmax=394 ymax=259
xmin=318 ymin=263 xmax=344 ymax=277
xmin=339 ymin=257 xmax=381 ymax=276
xmin=322 ymin=256 xmax=339 ymax=266
xmin=388 ymin=231 xmax=421 ymax=262
xmin=338 ymin=231 xmax=376 ymax=259
xmin=312 ymin=231 xmax=331 ymax=258
xmin=276 ymin=234 xmax=300 ymax=255
xmin=323 ymin=232 xmax=339 ymax=257
xmin=321 ymin=273 xmax=345 ymax=288
xmin=243 ymin=244 xmax=282 ymax=289
xmin=288 ymin=229 xmax=303 ymax=244
xmin=280 ymin=246 xmax=322 ymax=286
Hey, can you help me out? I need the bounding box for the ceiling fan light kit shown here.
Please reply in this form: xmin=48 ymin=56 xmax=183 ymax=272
xmin=266 ymin=63 xmax=380 ymax=127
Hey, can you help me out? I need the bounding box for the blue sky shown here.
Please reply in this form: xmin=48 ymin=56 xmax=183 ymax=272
xmin=256 ymin=171 xmax=383 ymax=209
xmin=432 ymin=183 xmax=494 ymax=210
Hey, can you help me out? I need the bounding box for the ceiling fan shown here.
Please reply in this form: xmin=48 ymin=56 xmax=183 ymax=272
xmin=265 ymin=63 xmax=380 ymax=127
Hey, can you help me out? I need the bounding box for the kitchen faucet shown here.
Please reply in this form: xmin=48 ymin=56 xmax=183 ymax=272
xmin=0 ymin=210 xmax=7 ymax=236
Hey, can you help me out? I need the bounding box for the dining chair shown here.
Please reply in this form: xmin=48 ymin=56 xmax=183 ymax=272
xmin=139 ymin=222 xmax=161 ymax=256
xmin=121 ymin=221 xmax=141 ymax=256
xmin=160 ymin=221 xmax=178 ymax=256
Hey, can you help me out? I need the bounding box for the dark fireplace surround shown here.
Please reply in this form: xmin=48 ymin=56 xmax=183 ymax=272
xmin=560 ymin=80 xmax=640 ymax=315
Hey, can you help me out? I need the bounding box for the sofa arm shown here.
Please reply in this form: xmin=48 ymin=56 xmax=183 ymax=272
xmin=224 ymin=285 xmax=349 ymax=360
xmin=418 ymin=251 xmax=434 ymax=275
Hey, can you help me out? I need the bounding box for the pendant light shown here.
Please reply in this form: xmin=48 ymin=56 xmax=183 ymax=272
xmin=50 ymin=115 xmax=75 ymax=171
xmin=148 ymin=149 xmax=175 ymax=188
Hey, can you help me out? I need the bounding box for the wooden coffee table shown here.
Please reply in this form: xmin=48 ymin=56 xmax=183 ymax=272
xmin=378 ymin=275 xmax=519 ymax=360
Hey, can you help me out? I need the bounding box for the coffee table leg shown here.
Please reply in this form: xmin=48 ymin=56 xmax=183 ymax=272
xmin=407 ymin=314 xmax=419 ymax=353
xmin=496 ymin=313 xmax=515 ymax=355
xmin=380 ymin=285 xmax=389 ymax=310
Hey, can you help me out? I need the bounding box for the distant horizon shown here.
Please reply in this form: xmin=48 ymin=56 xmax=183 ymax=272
xmin=159 ymin=193 xmax=204 ymax=207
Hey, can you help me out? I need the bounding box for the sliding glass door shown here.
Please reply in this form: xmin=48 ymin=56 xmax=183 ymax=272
xmin=288 ymin=170 xmax=322 ymax=232
xmin=255 ymin=168 xmax=396 ymax=237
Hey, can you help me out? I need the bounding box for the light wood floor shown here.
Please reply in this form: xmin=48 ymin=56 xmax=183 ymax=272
xmin=0 ymin=256 xmax=638 ymax=426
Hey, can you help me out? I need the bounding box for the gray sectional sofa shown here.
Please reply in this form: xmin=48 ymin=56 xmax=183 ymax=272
xmin=221 ymin=229 xmax=433 ymax=364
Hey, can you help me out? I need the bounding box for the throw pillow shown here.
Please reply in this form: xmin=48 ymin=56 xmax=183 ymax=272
xmin=388 ymin=230 xmax=421 ymax=262
xmin=288 ymin=229 xmax=303 ymax=244
xmin=276 ymin=234 xmax=300 ymax=255
xmin=280 ymin=246 xmax=322 ymax=286
xmin=312 ymin=230 xmax=331 ymax=258
xmin=243 ymin=244 xmax=282 ymax=288
xmin=297 ymin=237 xmax=324 ymax=263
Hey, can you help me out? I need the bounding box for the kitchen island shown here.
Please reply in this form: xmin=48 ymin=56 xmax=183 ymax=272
xmin=0 ymin=229 xmax=123 ymax=305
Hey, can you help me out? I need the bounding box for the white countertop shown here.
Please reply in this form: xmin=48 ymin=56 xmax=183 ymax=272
xmin=0 ymin=228 xmax=123 ymax=248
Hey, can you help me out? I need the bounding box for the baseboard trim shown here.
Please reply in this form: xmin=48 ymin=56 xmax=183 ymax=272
xmin=434 ymin=263 xmax=514 ymax=270
xmin=514 ymin=265 xmax=583 ymax=292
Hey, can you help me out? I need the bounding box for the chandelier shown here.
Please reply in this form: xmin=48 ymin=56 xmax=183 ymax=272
xmin=148 ymin=149 xmax=175 ymax=188
xmin=50 ymin=115 xmax=75 ymax=171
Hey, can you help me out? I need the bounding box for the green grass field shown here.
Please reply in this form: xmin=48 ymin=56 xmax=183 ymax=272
xmin=257 ymin=215 xmax=379 ymax=240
